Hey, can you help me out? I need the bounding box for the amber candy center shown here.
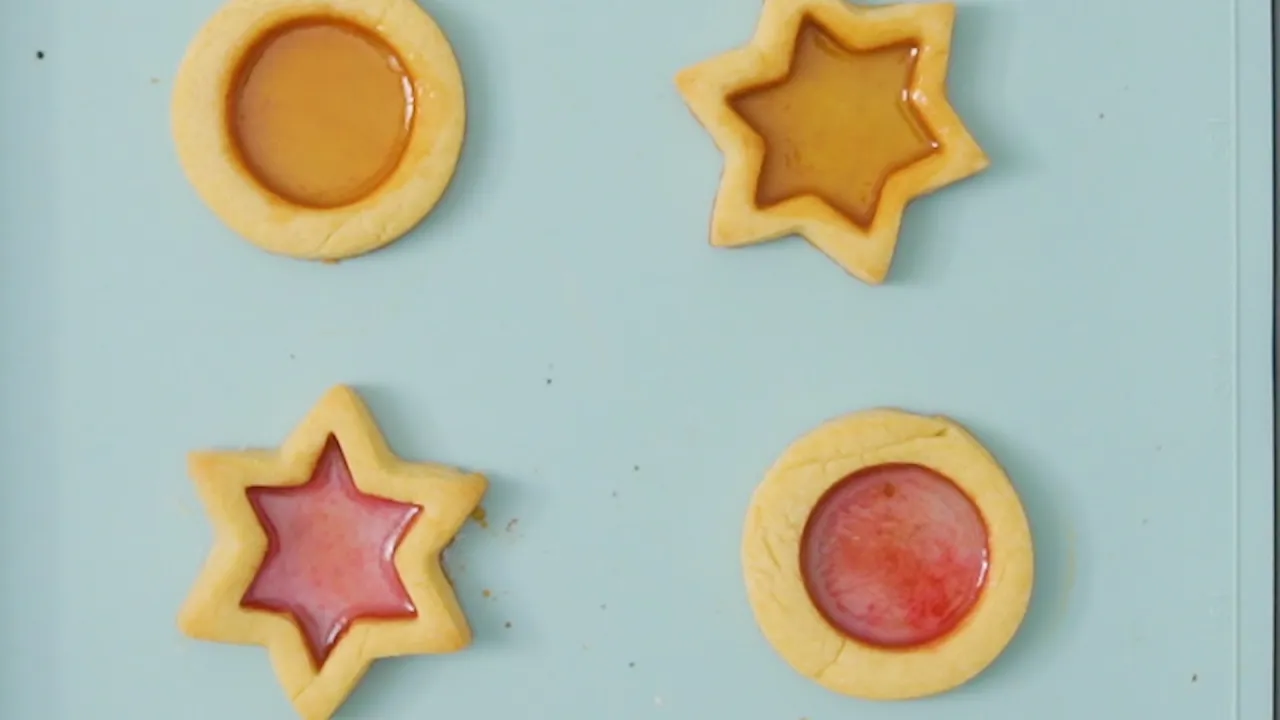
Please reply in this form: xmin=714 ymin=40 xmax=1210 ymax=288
xmin=228 ymin=18 xmax=415 ymax=209
xmin=799 ymin=463 xmax=989 ymax=648
xmin=729 ymin=19 xmax=939 ymax=228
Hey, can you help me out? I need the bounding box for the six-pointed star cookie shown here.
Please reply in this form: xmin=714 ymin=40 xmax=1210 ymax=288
xmin=676 ymin=0 xmax=988 ymax=284
xmin=178 ymin=385 xmax=487 ymax=720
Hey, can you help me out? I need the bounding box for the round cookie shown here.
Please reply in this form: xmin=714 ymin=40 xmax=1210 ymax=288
xmin=172 ymin=0 xmax=465 ymax=260
xmin=742 ymin=409 xmax=1033 ymax=700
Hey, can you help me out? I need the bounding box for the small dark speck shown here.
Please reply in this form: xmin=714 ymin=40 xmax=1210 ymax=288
xmin=1098 ymin=112 xmax=1105 ymax=119
xmin=149 ymin=77 xmax=160 ymax=84
xmin=504 ymin=621 xmax=512 ymax=629
xmin=1142 ymin=518 xmax=1149 ymax=525
xmin=36 ymin=51 xmax=44 ymax=59
xmin=545 ymin=378 xmax=552 ymax=385
xmin=289 ymin=353 xmax=296 ymax=360
xmin=1191 ymin=673 xmax=1198 ymax=683
xmin=628 ymin=662 xmax=635 ymax=668
xmin=633 ymin=465 xmax=639 ymax=472
xmin=600 ymin=604 xmax=607 ymax=611
xmin=611 ymin=490 xmax=618 ymax=498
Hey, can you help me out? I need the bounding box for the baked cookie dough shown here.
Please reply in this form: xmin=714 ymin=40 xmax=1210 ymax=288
xmin=178 ymin=386 xmax=487 ymax=720
xmin=743 ymin=409 xmax=1033 ymax=699
xmin=172 ymin=0 xmax=465 ymax=260
xmin=676 ymin=0 xmax=988 ymax=284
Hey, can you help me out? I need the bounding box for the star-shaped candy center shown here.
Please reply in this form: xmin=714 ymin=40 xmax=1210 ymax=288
xmin=729 ymin=18 xmax=940 ymax=229
xmin=241 ymin=435 xmax=422 ymax=668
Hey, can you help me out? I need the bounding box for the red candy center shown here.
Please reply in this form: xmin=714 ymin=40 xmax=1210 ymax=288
xmin=241 ymin=435 xmax=421 ymax=667
xmin=799 ymin=463 xmax=989 ymax=648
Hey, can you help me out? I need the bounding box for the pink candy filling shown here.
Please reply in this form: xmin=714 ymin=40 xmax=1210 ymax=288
xmin=799 ymin=463 xmax=989 ymax=648
xmin=241 ymin=435 xmax=421 ymax=667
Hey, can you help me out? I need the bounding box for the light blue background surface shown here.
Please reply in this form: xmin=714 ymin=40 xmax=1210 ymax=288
xmin=0 ymin=0 xmax=1273 ymax=718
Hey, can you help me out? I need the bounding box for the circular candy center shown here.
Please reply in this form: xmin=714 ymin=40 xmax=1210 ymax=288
xmin=799 ymin=463 xmax=989 ymax=648
xmin=228 ymin=17 xmax=415 ymax=208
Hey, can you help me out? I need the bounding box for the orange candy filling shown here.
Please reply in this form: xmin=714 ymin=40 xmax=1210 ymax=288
xmin=227 ymin=18 xmax=415 ymax=209
xmin=728 ymin=18 xmax=939 ymax=228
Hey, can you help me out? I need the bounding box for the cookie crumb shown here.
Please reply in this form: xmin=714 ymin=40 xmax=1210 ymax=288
xmin=482 ymin=589 xmax=492 ymax=599
xmin=470 ymin=506 xmax=488 ymax=528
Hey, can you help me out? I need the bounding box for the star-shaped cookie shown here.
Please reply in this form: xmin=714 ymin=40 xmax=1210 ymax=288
xmin=178 ymin=385 xmax=487 ymax=720
xmin=676 ymin=0 xmax=988 ymax=284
